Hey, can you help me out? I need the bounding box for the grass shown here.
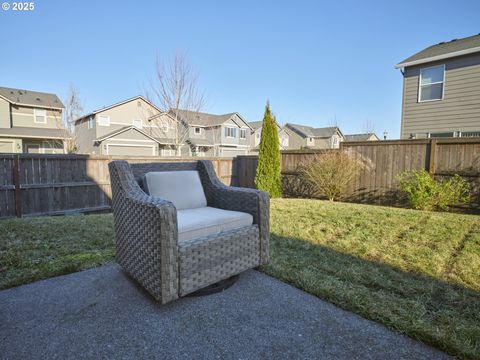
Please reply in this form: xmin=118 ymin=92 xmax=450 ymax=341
xmin=0 ymin=200 xmax=479 ymax=358
xmin=260 ymin=198 xmax=480 ymax=360
xmin=0 ymin=214 xmax=115 ymax=289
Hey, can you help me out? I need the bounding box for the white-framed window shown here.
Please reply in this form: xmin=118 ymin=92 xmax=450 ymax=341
xmin=194 ymin=127 xmax=201 ymax=135
xmin=419 ymin=65 xmax=445 ymax=102
xmin=97 ymin=115 xmax=110 ymax=126
xmin=308 ymin=137 xmax=314 ymax=144
xmin=225 ymin=126 xmax=237 ymax=138
xmin=160 ymin=120 xmax=169 ymax=132
xmin=333 ymin=137 xmax=338 ymax=147
xmin=256 ymin=133 xmax=260 ymax=139
xmin=240 ymin=129 xmax=247 ymax=139
xmin=34 ymin=108 xmax=46 ymax=123
xmin=132 ymin=119 xmax=142 ymax=129
xmin=87 ymin=116 xmax=94 ymax=129
xmin=280 ymin=136 xmax=289 ymax=147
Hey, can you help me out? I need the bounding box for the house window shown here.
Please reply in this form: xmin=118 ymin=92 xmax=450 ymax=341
xmin=133 ymin=119 xmax=142 ymax=129
xmin=159 ymin=119 xmax=169 ymax=132
xmin=225 ymin=126 xmax=237 ymax=138
xmin=97 ymin=115 xmax=110 ymax=126
xmin=333 ymin=137 xmax=338 ymax=147
xmin=240 ymin=129 xmax=247 ymax=139
xmin=87 ymin=116 xmax=94 ymax=129
xmin=419 ymin=65 xmax=445 ymax=102
xmin=429 ymin=132 xmax=454 ymax=138
xmin=256 ymin=133 xmax=260 ymax=139
xmin=194 ymin=127 xmax=201 ymax=135
xmin=280 ymin=137 xmax=289 ymax=147
xmin=34 ymin=108 xmax=46 ymax=123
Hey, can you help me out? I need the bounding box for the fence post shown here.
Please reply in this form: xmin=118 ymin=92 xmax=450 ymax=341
xmin=13 ymin=154 xmax=22 ymax=218
xmin=428 ymin=139 xmax=437 ymax=175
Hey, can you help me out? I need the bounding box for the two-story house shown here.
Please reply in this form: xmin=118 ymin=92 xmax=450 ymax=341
xmin=249 ymin=120 xmax=291 ymax=151
xmin=0 ymin=86 xmax=66 ymax=153
xmin=396 ymin=34 xmax=480 ymax=139
xmin=284 ymin=123 xmax=344 ymax=149
xmin=75 ymin=96 xmax=177 ymax=156
xmin=172 ymin=109 xmax=252 ymax=157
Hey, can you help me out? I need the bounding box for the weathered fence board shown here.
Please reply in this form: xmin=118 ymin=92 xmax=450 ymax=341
xmin=236 ymin=138 xmax=480 ymax=207
xmin=0 ymin=155 xmax=236 ymax=218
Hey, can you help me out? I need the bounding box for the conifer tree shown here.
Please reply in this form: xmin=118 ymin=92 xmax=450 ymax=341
xmin=254 ymin=102 xmax=282 ymax=197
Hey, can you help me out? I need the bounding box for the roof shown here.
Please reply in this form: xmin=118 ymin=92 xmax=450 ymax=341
xmin=75 ymin=96 xmax=162 ymax=124
xmin=396 ymin=34 xmax=480 ymax=68
xmin=0 ymin=86 xmax=64 ymax=109
xmin=187 ymin=138 xmax=214 ymax=147
xmin=172 ymin=109 xmax=253 ymax=129
xmin=95 ymin=125 xmax=171 ymax=144
xmin=248 ymin=121 xmax=263 ymax=130
xmin=0 ymin=127 xmax=67 ymax=139
xmin=285 ymin=123 xmax=341 ymax=138
xmin=344 ymin=133 xmax=379 ymax=142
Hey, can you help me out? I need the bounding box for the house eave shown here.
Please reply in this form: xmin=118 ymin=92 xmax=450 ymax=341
xmin=395 ymin=46 xmax=480 ymax=69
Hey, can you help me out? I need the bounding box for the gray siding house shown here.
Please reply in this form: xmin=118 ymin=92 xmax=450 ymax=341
xmin=172 ymin=109 xmax=252 ymax=157
xmin=284 ymin=123 xmax=344 ymax=149
xmin=0 ymin=86 xmax=66 ymax=153
xmin=344 ymin=133 xmax=379 ymax=142
xmin=75 ymin=96 xmax=177 ymax=156
xmin=396 ymin=34 xmax=480 ymax=139
xmin=249 ymin=121 xmax=291 ymax=151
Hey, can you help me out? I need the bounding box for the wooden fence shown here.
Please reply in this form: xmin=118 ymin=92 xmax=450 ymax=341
xmin=236 ymin=138 xmax=480 ymax=207
xmin=0 ymin=155 xmax=236 ymax=218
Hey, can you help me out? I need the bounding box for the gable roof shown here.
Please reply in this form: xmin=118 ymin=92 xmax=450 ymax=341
xmin=249 ymin=120 xmax=283 ymax=132
xmin=75 ymin=96 xmax=162 ymax=124
xmin=344 ymin=133 xmax=379 ymax=142
xmin=285 ymin=123 xmax=342 ymax=138
xmin=0 ymin=86 xmax=64 ymax=110
xmin=396 ymin=34 xmax=480 ymax=69
xmin=95 ymin=125 xmax=172 ymax=144
xmin=172 ymin=109 xmax=253 ymax=130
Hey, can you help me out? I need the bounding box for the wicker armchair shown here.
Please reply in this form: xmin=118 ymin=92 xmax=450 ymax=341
xmin=108 ymin=160 xmax=269 ymax=304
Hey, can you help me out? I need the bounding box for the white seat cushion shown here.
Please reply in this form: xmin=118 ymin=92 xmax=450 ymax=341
xmin=177 ymin=207 xmax=253 ymax=242
xmin=143 ymin=171 xmax=207 ymax=210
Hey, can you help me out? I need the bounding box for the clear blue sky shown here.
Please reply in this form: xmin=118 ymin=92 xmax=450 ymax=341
xmin=1 ymin=0 xmax=479 ymax=138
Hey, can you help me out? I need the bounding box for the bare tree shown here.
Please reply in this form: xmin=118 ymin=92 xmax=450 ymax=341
xmin=62 ymin=85 xmax=83 ymax=153
xmin=146 ymin=52 xmax=206 ymax=155
xmin=362 ymin=118 xmax=376 ymax=134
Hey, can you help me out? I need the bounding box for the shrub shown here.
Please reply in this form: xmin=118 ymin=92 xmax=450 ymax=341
xmin=301 ymin=151 xmax=361 ymax=201
xmin=397 ymin=169 xmax=470 ymax=211
xmin=254 ymin=102 xmax=282 ymax=198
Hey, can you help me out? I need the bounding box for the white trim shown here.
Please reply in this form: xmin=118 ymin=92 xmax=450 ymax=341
xmin=132 ymin=119 xmax=143 ymax=129
xmin=418 ymin=64 xmax=445 ymax=102
xmin=240 ymin=128 xmax=247 ymax=139
xmin=106 ymin=143 xmax=156 ymax=156
xmin=0 ymin=94 xmax=64 ymax=110
xmin=224 ymin=126 xmax=237 ymax=138
xmin=12 ymin=112 xmax=59 ymax=120
xmin=23 ymin=142 xmax=42 ymax=154
xmin=107 ymin=138 xmax=156 ymax=143
xmin=95 ymin=125 xmax=165 ymax=144
xmin=33 ymin=108 xmax=47 ymax=124
xmin=41 ymin=140 xmax=65 ymax=154
xmin=395 ymin=46 xmax=480 ymax=69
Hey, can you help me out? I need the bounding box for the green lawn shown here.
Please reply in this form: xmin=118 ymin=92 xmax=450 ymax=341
xmin=0 ymin=200 xmax=479 ymax=359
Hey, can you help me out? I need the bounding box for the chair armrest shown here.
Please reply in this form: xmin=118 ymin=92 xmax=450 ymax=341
xmin=108 ymin=161 xmax=179 ymax=304
xmin=197 ymin=160 xmax=270 ymax=264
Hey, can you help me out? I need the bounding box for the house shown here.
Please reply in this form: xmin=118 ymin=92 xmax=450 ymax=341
xmin=171 ymin=109 xmax=252 ymax=157
xmin=0 ymin=86 xmax=66 ymax=153
xmin=249 ymin=121 xmax=291 ymax=151
xmin=344 ymin=133 xmax=379 ymax=142
xmin=284 ymin=123 xmax=344 ymax=149
xmin=75 ymin=96 xmax=177 ymax=156
xmin=396 ymin=33 xmax=480 ymax=139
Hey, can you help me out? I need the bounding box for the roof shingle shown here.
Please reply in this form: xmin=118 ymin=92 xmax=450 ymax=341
xmin=0 ymin=86 xmax=64 ymax=109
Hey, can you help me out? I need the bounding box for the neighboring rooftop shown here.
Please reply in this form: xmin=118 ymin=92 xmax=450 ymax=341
xmin=172 ymin=109 xmax=252 ymax=129
xmin=0 ymin=86 xmax=64 ymax=109
xmin=285 ymin=123 xmax=341 ymax=138
xmin=396 ymin=33 xmax=480 ymax=68
xmin=248 ymin=121 xmax=263 ymax=130
xmin=344 ymin=133 xmax=379 ymax=142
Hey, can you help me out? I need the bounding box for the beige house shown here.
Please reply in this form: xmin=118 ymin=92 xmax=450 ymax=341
xmin=75 ymin=96 xmax=177 ymax=156
xmin=396 ymin=34 xmax=480 ymax=139
xmin=249 ymin=121 xmax=291 ymax=151
xmin=0 ymin=86 xmax=66 ymax=153
xmin=284 ymin=123 xmax=344 ymax=149
xmin=172 ymin=109 xmax=253 ymax=157
xmin=344 ymin=133 xmax=379 ymax=142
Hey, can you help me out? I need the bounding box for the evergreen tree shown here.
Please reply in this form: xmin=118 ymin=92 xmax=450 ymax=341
xmin=254 ymin=101 xmax=282 ymax=198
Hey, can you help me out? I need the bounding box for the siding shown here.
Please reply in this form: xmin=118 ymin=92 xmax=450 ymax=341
xmin=11 ymin=105 xmax=62 ymax=129
xmin=401 ymin=53 xmax=480 ymax=139
xmin=0 ymin=98 xmax=10 ymax=128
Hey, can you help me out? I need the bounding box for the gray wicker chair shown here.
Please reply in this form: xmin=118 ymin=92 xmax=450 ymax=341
xmin=108 ymin=160 xmax=269 ymax=304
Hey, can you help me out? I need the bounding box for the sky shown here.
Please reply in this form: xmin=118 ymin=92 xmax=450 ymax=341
xmin=0 ymin=0 xmax=479 ymax=139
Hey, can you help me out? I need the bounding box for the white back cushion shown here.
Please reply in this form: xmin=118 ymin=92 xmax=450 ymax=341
xmin=143 ymin=171 xmax=207 ymax=210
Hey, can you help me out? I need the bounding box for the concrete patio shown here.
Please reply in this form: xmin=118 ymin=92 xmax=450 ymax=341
xmin=0 ymin=264 xmax=450 ymax=360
